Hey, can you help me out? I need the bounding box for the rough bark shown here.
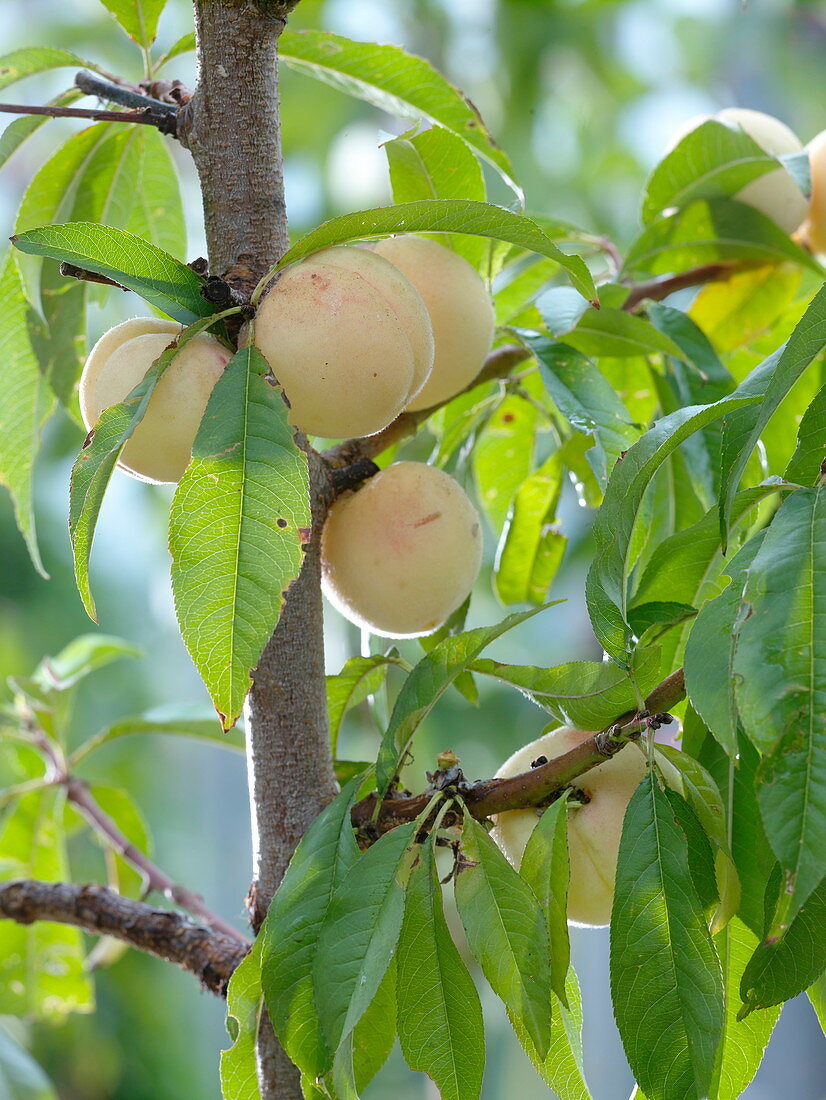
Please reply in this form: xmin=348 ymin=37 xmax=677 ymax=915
xmin=185 ymin=3 xmax=336 ymax=1096
xmin=0 ymin=881 xmax=248 ymax=995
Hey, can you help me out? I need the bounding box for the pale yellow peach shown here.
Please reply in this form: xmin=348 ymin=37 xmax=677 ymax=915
xmin=798 ymin=128 xmax=826 ymax=261
xmin=371 ymin=236 xmax=495 ymax=411
xmin=321 ymin=461 xmax=482 ymax=638
xmin=79 ymin=317 xmax=231 ymax=484
xmin=491 ymin=726 xmax=681 ymax=927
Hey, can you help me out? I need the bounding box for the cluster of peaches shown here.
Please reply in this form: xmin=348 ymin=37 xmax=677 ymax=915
xmin=80 ymin=236 xmax=494 ymax=640
xmin=80 ymin=107 xmax=826 ymax=924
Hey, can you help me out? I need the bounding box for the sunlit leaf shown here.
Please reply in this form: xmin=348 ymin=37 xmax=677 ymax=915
xmin=220 ymin=939 xmax=261 ymax=1100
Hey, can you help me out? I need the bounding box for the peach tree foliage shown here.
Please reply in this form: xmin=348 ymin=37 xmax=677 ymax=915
xmin=0 ymin=3 xmax=824 ymax=1100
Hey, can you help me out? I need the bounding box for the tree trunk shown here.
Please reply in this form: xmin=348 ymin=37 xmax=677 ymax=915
xmin=185 ymin=3 xmax=336 ymax=1096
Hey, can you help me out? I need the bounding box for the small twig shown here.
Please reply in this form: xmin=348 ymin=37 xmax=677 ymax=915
xmin=0 ymin=102 xmax=177 ymax=134
xmin=322 ymin=343 xmax=531 ymax=472
xmin=60 ymin=263 xmax=129 ymax=290
xmin=622 ymin=262 xmax=745 ymax=312
xmin=75 ymin=70 xmax=177 ymax=115
xmin=351 ymin=668 xmax=686 ymax=836
xmin=65 ymin=778 xmax=246 ymax=943
xmin=0 ymin=881 xmax=248 ymax=996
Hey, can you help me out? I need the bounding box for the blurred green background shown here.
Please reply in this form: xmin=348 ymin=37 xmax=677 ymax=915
xmin=1 ymin=0 xmax=825 ymax=1096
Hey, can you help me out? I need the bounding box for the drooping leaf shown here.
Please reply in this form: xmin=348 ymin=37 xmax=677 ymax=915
xmin=0 ymin=791 xmax=94 ymax=1020
xmin=731 ymin=487 xmax=826 ymax=933
xmin=708 ymin=917 xmax=781 ymax=1100
xmin=220 ymin=939 xmax=261 ymax=1100
xmin=454 ymin=815 xmax=552 ymax=1059
xmin=0 ymin=1021 xmax=58 ymax=1100
xmin=71 ymin=709 xmax=243 ymax=765
xmin=610 ymin=776 xmax=724 ymax=1100
xmin=473 ymin=395 xmax=536 ymax=536
xmin=12 ymin=223 xmax=213 ymax=323
xmin=0 ymin=47 xmax=103 ymax=92
xmin=261 ymin=778 xmax=363 ymax=1079
xmin=396 ymin=835 xmax=485 ymax=1100
xmin=511 ymin=968 xmax=591 ymax=1100
xmin=327 ymin=654 xmax=403 ymax=758
xmin=169 ymin=347 xmax=310 ymax=730
xmin=623 ymin=198 xmax=820 ymax=277
xmin=785 ymin=382 xmax=826 ymax=486
xmin=70 ymin=319 xmax=216 ymax=620
xmin=312 ymin=822 xmax=418 ymax=1055
xmin=472 ymin=645 xmax=662 ymax=731
xmin=518 ymin=791 xmax=571 ymax=1005
xmin=642 ymin=119 xmax=800 ymax=225
xmin=349 ymin=960 xmax=397 ymax=1093
xmin=718 ymin=283 xmax=826 ymax=542
xmin=384 ymin=125 xmax=487 ymax=269
xmin=683 ymin=532 xmax=765 ymax=757
xmin=521 ymin=334 xmax=641 ymax=488
xmin=96 ymin=0 xmax=167 ymax=47
xmin=554 ymin=307 xmax=686 ymax=361
xmin=123 ymin=127 xmax=186 ymax=262
xmin=494 ymin=454 xmax=566 ymax=607
xmin=32 ymin=633 xmax=140 ymax=691
xmin=0 ymin=253 xmax=55 ymax=576
xmin=690 ymin=262 xmax=802 ymax=354
xmin=375 ymin=606 xmax=554 ymax=795
xmin=279 ymin=29 xmax=519 ymax=196
xmin=739 ymin=877 xmax=826 ymax=1017
xmin=258 ymin=200 xmax=595 ymax=301
xmin=807 ymin=971 xmax=826 ymax=1034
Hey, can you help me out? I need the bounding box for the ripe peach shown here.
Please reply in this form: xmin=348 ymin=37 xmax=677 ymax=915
xmin=798 ymin=127 xmax=826 ymax=261
xmin=253 ymin=247 xmax=433 ymax=439
xmin=371 ymin=236 xmax=495 ymax=411
xmin=79 ymin=317 xmax=231 ymax=484
xmin=491 ymin=726 xmax=681 ymax=927
xmin=320 ymin=461 xmax=483 ymax=638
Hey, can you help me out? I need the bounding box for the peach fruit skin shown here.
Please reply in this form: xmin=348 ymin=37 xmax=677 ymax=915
xmin=79 ymin=317 xmax=231 ymax=485
xmin=799 ymin=128 xmax=826 ymax=261
xmin=253 ymin=246 xmax=433 ymax=439
xmin=321 ymin=461 xmax=483 ymax=638
xmin=371 ymin=236 xmax=495 ymax=412
xmin=491 ymin=726 xmax=681 ymax=927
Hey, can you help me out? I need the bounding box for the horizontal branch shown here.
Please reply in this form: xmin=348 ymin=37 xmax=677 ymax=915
xmin=74 ymin=70 xmax=178 ymax=116
xmin=622 ymin=262 xmax=744 ymax=312
xmin=0 ymin=881 xmax=248 ymax=996
xmin=351 ymin=668 xmax=686 ymax=836
xmin=0 ymin=102 xmax=178 ymax=133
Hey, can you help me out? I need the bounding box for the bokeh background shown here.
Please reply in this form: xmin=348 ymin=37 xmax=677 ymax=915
xmin=1 ymin=0 xmax=825 ymax=1096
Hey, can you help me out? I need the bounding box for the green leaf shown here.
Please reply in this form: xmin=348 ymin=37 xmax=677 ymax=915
xmin=610 ymin=775 xmax=724 ymax=1100
xmin=313 ymin=822 xmax=418 ymax=1055
xmin=32 ymin=633 xmax=140 ymax=690
xmin=0 ymin=47 xmax=103 ymax=92
xmin=718 ymin=283 xmax=826 ymax=541
xmin=739 ymin=876 xmax=826 ymax=1016
xmin=0 ymin=253 xmax=55 ymax=576
xmin=279 ymin=29 xmax=519 ymax=197
xmin=786 ymin=382 xmax=826 ymax=486
xmin=349 ymin=960 xmax=396 ymax=1093
xmin=123 ymin=127 xmax=186 ymax=262
xmin=0 ymin=1021 xmax=58 ymax=1100
xmin=518 ymin=792 xmax=572 ymax=1005
xmin=689 ymin=262 xmax=802 ymax=354
xmin=260 ymin=200 xmax=595 ymax=302
xmin=807 ymin=971 xmax=826 ymax=1034
xmin=624 ymin=198 xmax=820 ymax=277
xmin=472 ymin=395 xmax=536 ymax=536
xmin=72 ymin=709 xmax=243 ymax=764
xmin=86 ymin=784 xmax=151 ymax=899
xmin=261 ymin=777 xmax=363 ymax=1079
xmin=169 ymin=347 xmax=310 ymax=730
xmin=69 ymin=319 xmax=212 ymax=620
xmin=511 ymin=968 xmax=591 ymax=1100
xmin=553 ymin=307 xmax=686 ymax=361
xmin=585 ymin=380 xmax=760 ymax=662
xmin=375 ymin=605 xmax=555 ymax=795
xmin=454 ymin=815 xmax=552 ymax=1059
xmin=472 ymin=646 xmax=662 ymax=731
xmin=384 ymin=126 xmax=487 ymax=269
xmin=642 ymin=119 xmax=797 ymax=225
xmin=97 ymin=0 xmax=167 ymax=47
xmin=0 ymin=791 xmax=94 ymax=1020
xmin=0 ymin=90 xmax=83 ymax=171
xmin=396 ymin=835 xmax=485 ymax=1100
xmin=731 ymin=488 xmax=826 ymax=932
xmin=153 ymin=32 xmax=196 ymax=70
xmin=708 ymin=917 xmax=781 ymax=1100
xmin=495 ymin=256 xmax=561 ymax=325
xmin=683 ymin=532 xmax=765 ymax=757
xmin=220 ymin=938 xmax=262 ymax=1100
xmin=494 ymin=454 xmax=566 ymax=607
xmin=327 ymin=655 xmax=403 ymax=759
xmin=12 ymin=222 xmax=213 ymax=324
xmin=522 ymin=335 xmax=641 ymax=488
